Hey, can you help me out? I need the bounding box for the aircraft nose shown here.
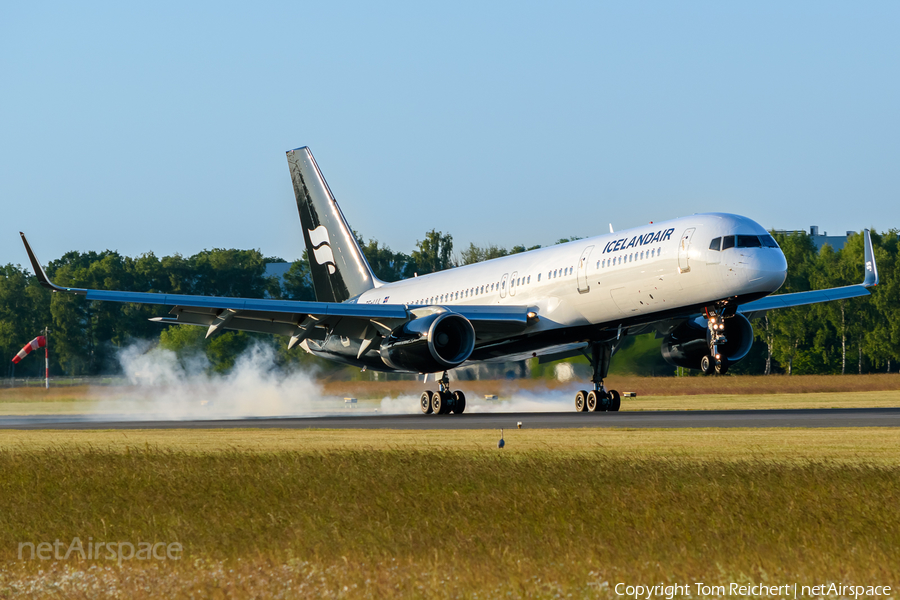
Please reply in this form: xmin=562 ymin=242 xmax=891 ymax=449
xmin=748 ymin=248 xmax=788 ymax=293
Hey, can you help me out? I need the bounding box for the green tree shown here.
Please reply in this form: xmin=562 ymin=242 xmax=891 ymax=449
xmin=282 ymin=253 xmax=316 ymax=301
xmin=458 ymin=242 xmax=508 ymax=265
xmin=190 ymin=248 xmax=275 ymax=298
xmin=866 ymin=230 xmax=900 ymax=371
xmin=360 ymin=238 xmax=409 ymax=282
xmin=0 ymin=264 xmax=52 ymax=376
xmin=510 ymin=244 xmax=542 ymax=254
xmin=408 ymin=230 xmax=453 ymax=276
xmin=759 ymin=231 xmax=817 ymax=374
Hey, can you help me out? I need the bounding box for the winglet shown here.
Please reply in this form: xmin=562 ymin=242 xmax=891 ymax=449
xmin=19 ymin=233 xmax=87 ymax=295
xmin=863 ymin=229 xmax=878 ymax=287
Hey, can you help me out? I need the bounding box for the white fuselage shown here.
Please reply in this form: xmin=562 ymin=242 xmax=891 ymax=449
xmin=356 ymin=213 xmax=787 ymax=335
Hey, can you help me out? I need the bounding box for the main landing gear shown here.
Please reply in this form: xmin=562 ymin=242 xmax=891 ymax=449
xmin=575 ymin=342 xmax=621 ymax=413
xmin=420 ymin=372 xmax=466 ymax=415
xmin=700 ymin=306 xmax=732 ymax=375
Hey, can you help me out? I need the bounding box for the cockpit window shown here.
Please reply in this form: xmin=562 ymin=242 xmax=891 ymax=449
xmin=709 ymin=237 xmax=721 ymax=251
xmin=737 ymin=235 xmax=762 ymax=248
xmin=760 ymin=234 xmax=779 ymax=248
xmin=721 ymin=235 xmax=736 ymax=250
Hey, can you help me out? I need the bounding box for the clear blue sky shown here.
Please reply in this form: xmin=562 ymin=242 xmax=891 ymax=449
xmin=3 ymin=2 xmax=898 ymax=266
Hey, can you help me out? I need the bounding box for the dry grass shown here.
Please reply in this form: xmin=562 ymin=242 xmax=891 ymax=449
xmin=1 ymin=427 xmax=900 ymax=465
xmin=0 ymin=436 xmax=898 ymax=598
xmin=622 ymin=390 xmax=900 ymax=411
xmin=0 ymin=386 xmax=101 ymax=403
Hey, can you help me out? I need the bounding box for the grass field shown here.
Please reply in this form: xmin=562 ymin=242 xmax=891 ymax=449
xmin=1 ymin=428 xmax=899 ymax=599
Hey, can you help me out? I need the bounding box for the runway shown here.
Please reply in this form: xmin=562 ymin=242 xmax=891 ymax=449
xmin=2 ymin=407 xmax=900 ymax=430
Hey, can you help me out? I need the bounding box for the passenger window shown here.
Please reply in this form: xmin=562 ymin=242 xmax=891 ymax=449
xmin=737 ymin=235 xmax=762 ymax=248
xmin=527 ymin=275 xmax=531 ymax=284
xmin=537 ymin=274 xmax=541 ymax=282
xmin=502 ymin=281 xmax=505 ymax=289
xmin=640 ymin=251 xmax=644 ymax=259
xmin=709 ymin=237 xmax=721 ymax=251
xmin=722 ymin=236 xmax=735 ymax=250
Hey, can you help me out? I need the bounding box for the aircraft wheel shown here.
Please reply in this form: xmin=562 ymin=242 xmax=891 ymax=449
xmin=715 ymin=360 xmax=729 ymax=375
xmin=608 ymin=389 xmax=621 ymax=412
xmin=700 ymin=355 xmax=714 ymax=375
xmin=430 ymin=391 xmax=444 ymax=414
xmin=575 ymin=390 xmax=588 ymax=412
xmin=452 ymin=390 xmax=466 ymax=414
xmin=434 ymin=391 xmax=454 ymax=414
xmin=420 ymin=391 xmax=433 ymax=414
xmin=586 ymin=390 xmax=600 ymax=412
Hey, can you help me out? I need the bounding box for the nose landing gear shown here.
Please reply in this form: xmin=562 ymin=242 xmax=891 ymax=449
xmin=575 ymin=342 xmax=621 ymax=412
xmin=702 ymin=306 xmax=733 ymax=375
xmin=420 ymin=371 xmax=466 ymax=415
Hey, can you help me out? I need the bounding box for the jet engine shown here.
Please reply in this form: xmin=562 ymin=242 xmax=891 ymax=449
xmin=661 ymin=313 xmax=754 ymax=370
xmin=380 ymin=311 xmax=476 ymax=373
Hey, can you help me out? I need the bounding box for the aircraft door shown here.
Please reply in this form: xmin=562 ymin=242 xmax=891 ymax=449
xmin=577 ymin=245 xmax=594 ymax=293
xmin=678 ymin=228 xmax=695 ymax=273
xmin=499 ymin=273 xmax=509 ymax=298
xmin=509 ymin=271 xmax=518 ymax=296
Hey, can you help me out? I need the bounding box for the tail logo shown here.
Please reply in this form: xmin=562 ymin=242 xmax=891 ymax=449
xmin=307 ymin=226 xmax=337 ymax=275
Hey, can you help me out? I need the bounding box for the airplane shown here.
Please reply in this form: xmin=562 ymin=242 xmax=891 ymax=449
xmin=20 ymin=146 xmax=879 ymax=415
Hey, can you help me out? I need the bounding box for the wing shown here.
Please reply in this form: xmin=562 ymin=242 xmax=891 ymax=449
xmin=20 ymin=233 xmax=535 ymax=345
xmin=738 ymin=228 xmax=878 ymax=319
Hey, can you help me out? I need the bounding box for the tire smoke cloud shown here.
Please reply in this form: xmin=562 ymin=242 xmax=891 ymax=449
xmin=87 ymin=342 xmax=575 ymax=421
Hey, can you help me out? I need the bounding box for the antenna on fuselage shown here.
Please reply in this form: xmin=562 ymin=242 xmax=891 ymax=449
xmin=609 ymin=224 xmax=614 ymax=233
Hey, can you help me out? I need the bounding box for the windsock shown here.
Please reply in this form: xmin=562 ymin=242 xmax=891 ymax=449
xmin=11 ymin=336 xmax=46 ymax=364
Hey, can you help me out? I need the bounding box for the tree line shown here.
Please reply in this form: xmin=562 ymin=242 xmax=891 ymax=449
xmin=0 ymin=228 xmax=897 ymax=377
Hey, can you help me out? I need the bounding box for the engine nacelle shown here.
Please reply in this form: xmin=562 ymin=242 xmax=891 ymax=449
xmin=380 ymin=311 xmax=476 ymax=373
xmin=661 ymin=313 xmax=754 ymax=370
